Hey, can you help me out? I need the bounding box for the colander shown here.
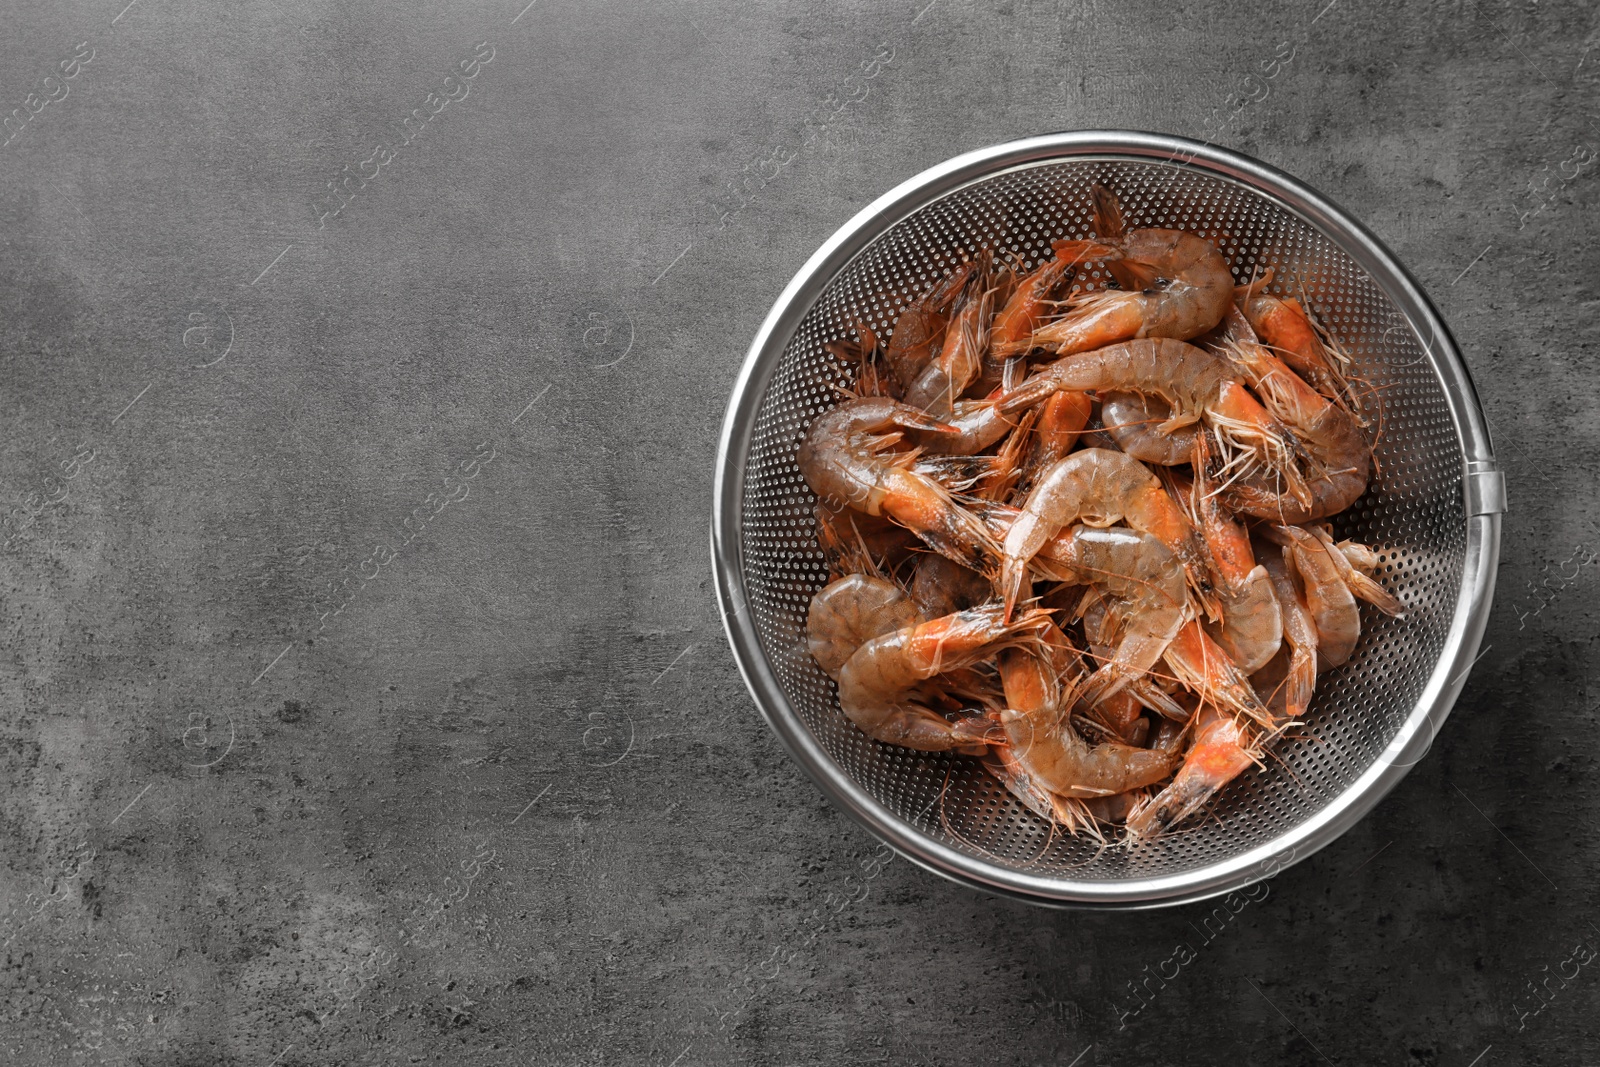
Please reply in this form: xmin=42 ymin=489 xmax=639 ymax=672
xmin=711 ymin=131 xmax=1504 ymax=908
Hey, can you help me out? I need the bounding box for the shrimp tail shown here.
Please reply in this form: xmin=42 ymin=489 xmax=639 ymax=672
xmin=1282 ymin=646 xmax=1316 ymax=723
xmin=1343 ymin=570 xmax=1406 ymax=618
xmin=1306 ymin=524 xmax=1405 ymax=617
xmin=1090 ymin=183 xmax=1125 ymax=240
xmin=999 ymin=555 xmax=1030 ymax=624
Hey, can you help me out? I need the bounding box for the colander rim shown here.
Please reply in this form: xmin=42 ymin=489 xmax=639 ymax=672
xmin=710 ymin=130 xmax=1502 ymax=908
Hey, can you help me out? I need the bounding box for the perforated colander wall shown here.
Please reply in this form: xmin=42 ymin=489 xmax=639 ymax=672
xmin=737 ymin=158 xmax=1466 ymax=882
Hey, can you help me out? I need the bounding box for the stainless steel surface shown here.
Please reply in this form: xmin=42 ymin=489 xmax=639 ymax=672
xmin=712 ymin=131 xmax=1502 ymax=908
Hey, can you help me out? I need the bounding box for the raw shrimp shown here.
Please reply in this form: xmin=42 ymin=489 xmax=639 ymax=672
xmin=1258 ymin=539 xmax=1317 ymax=720
xmin=972 ymin=408 xmax=1038 ymax=504
xmin=994 ymin=185 xmax=1234 ymax=357
xmin=1305 ymin=525 xmax=1404 ymax=616
xmin=1101 ymin=392 xmax=1199 ymax=465
xmin=1030 ymin=525 xmax=1189 ymax=708
xmin=1335 ymin=538 xmax=1379 ymax=575
xmin=1213 ymin=309 xmax=1371 ymax=523
xmin=825 ymin=320 xmax=894 ymax=399
xmin=969 ymin=256 xmax=1074 ymax=400
xmin=1268 ymin=524 xmax=1362 ymax=667
xmin=807 ymin=573 xmax=922 ymax=678
xmin=1162 ymin=620 xmax=1275 ymax=727
xmin=1234 ymin=279 xmax=1352 ymax=405
xmin=992 ymin=257 xmax=1072 ymax=348
xmin=983 ymin=747 xmax=1090 ymax=829
xmin=1084 ymin=789 xmax=1146 ymax=826
xmin=1080 ymin=590 xmax=1189 ymax=723
xmin=884 ymin=262 xmax=974 ymax=391
xmin=998 ymin=448 xmax=1211 ymax=620
xmin=1171 ymin=438 xmax=1282 ymax=673
xmin=799 ymin=397 xmax=1001 ymax=577
xmin=837 ymin=603 xmax=1051 ymax=750
xmin=1126 ymin=705 xmax=1259 ymax=840
xmin=814 ymin=499 xmax=917 ymax=575
xmin=997 ymin=623 xmax=1176 ymax=798
xmin=1089 ymin=589 xmax=1272 ymax=727
xmin=911 ymin=400 xmax=1016 ymax=456
xmin=1018 ymin=391 xmax=1094 ymax=492
xmin=996 ymin=339 xmax=1306 ymax=504
xmin=1205 ymin=569 xmax=1281 ymax=675
xmin=1150 ymin=716 xmax=1189 ymax=759
xmin=910 ymin=553 xmax=992 ymax=621
xmin=905 ymin=257 xmax=994 ymax=417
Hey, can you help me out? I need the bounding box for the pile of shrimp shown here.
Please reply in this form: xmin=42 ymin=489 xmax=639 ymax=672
xmin=799 ymin=184 xmax=1403 ymax=844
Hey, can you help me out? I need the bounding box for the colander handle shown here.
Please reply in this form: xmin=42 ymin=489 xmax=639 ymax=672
xmin=1466 ymin=461 xmax=1507 ymax=517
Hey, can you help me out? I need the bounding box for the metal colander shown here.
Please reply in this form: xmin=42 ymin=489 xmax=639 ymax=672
xmin=711 ymin=132 xmax=1504 ymax=908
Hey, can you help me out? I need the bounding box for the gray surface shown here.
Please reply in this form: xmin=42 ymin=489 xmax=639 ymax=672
xmin=0 ymin=0 xmax=1594 ymax=1063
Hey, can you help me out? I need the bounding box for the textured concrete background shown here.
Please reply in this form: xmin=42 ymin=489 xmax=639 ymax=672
xmin=1 ymin=0 xmax=1596 ymax=1063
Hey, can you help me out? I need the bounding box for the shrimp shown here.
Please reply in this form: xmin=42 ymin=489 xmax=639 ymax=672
xmin=1084 ymin=789 xmax=1146 ymax=826
xmin=1305 ymin=525 xmax=1405 ymax=616
xmin=996 ymin=623 xmax=1176 ymax=798
xmin=910 ymin=553 xmax=992 ymax=621
xmin=905 ymin=256 xmax=994 ymax=417
xmin=884 ymin=262 xmax=974 ymax=391
xmin=1162 ymin=620 xmax=1275 ymax=727
xmin=1125 ymin=705 xmax=1259 ymax=840
xmin=1101 ymin=392 xmax=1199 ymax=465
xmin=996 ymin=339 xmax=1307 ymax=505
xmin=814 ymin=499 xmax=918 ymax=576
xmin=968 ymin=256 xmax=1070 ymax=399
xmin=807 ymin=573 xmax=922 ymax=678
xmin=1266 ymin=524 xmax=1361 ymax=667
xmin=983 ymin=747 xmax=1096 ymax=831
xmin=1030 ymin=525 xmax=1189 ymax=708
xmin=799 ymin=397 xmax=1001 ymax=577
xmin=837 ymin=603 xmax=1051 ymax=750
xmin=1089 ymin=587 xmax=1273 ymax=727
xmin=1258 ymin=539 xmax=1317 ymax=720
xmin=994 ymin=185 xmax=1233 ymax=357
xmin=1204 ymin=569 xmax=1281 ymax=675
xmin=992 ymin=256 xmax=1072 ymax=348
xmin=825 ymin=320 xmax=894 ymax=399
xmin=1018 ymin=391 xmax=1094 ymax=493
xmin=1080 ymin=590 xmax=1190 ymax=723
xmin=998 ymin=448 xmax=1212 ymax=621
xmin=1150 ymin=716 xmax=1190 ymax=758
xmin=969 ymin=270 xmax=1019 ymax=398
xmin=973 ymin=407 xmax=1038 ymax=503
xmin=1170 ymin=437 xmax=1282 ymax=673
xmin=1334 ymin=537 xmax=1379 ymax=575
xmin=1234 ymin=279 xmax=1353 ymax=407
xmin=1212 ymin=308 xmax=1371 ymax=522
xmin=911 ymin=400 xmax=1016 ymax=456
